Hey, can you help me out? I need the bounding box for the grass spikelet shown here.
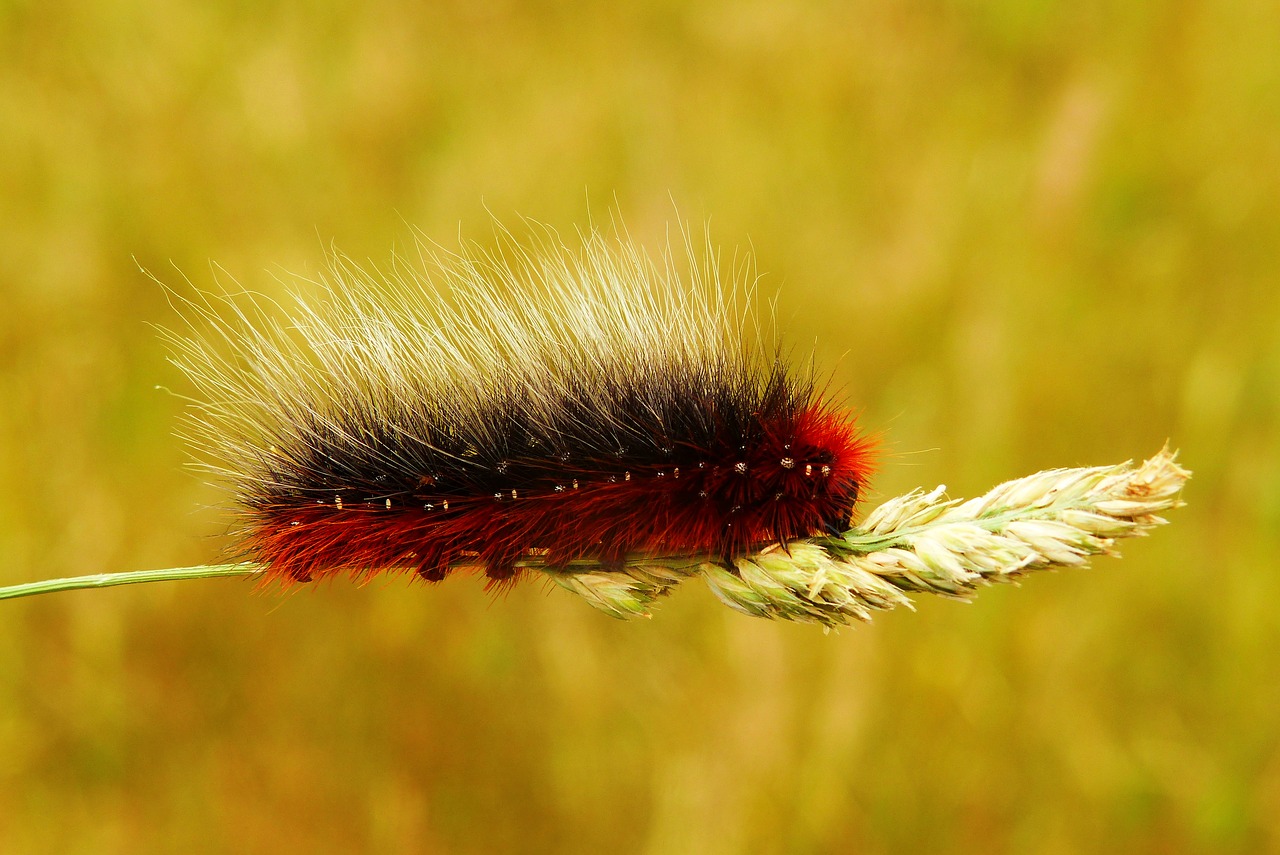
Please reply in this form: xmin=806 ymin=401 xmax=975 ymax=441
xmin=550 ymin=444 xmax=1189 ymax=624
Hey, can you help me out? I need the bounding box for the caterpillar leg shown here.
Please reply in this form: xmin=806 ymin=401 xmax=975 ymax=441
xmin=821 ymin=483 xmax=859 ymax=536
xmin=484 ymin=554 xmax=518 ymax=583
xmin=414 ymin=545 xmax=454 ymax=582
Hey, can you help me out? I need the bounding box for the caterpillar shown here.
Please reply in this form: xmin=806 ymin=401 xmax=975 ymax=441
xmin=165 ymin=222 xmax=876 ymax=589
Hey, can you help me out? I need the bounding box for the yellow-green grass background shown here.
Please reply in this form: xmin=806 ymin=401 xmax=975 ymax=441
xmin=2 ymin=1 xmax=1276 ymax=852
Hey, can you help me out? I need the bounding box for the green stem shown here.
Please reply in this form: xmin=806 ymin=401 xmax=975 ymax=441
xmin=0 ymin=563 xmax=264 ymax=601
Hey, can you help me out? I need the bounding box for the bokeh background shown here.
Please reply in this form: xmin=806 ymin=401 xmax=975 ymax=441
xmin=2 ymin=1 xmax=1277 ymax=852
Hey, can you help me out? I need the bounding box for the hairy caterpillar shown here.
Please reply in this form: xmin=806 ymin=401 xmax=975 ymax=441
xmin=166 ymin=222 xmax=876 ymax=589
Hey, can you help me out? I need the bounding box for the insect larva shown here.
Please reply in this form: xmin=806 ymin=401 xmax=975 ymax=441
xmin=165 ymin=222 xmax=876 ymax=588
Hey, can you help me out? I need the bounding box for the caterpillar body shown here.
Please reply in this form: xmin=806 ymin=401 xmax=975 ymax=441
xmin=168 ymin=223 xmax=876 ymax=588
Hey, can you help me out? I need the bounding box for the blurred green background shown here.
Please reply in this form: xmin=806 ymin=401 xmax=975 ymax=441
xmin=2 ymin=0 xmax=1277 ymax=852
